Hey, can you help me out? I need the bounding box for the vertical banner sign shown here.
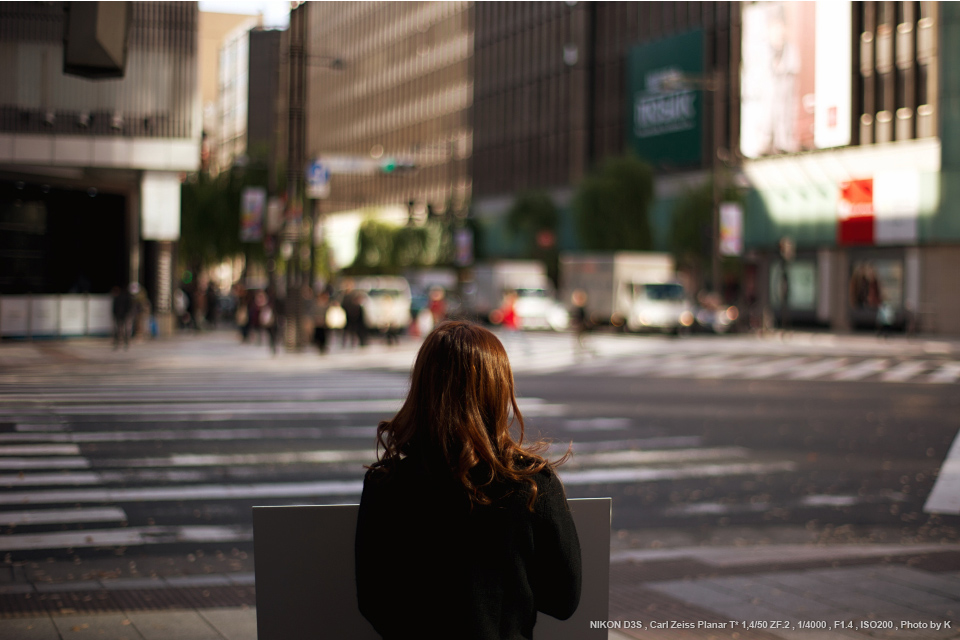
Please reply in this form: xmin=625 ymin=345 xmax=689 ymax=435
xmin=719 ymin=202 xmax=744 ymax=257
xmin=626 ymin=30 xmax=703 ymax=168
xmin=266 ymin=196 xmax=284 ymax=234
xmin=454 ymin=227 xmax=474 ymax=267
xmin=240 ymin=186 xmax=267 ymax=242
xmin=837 ymin=179 xmax=874 ymax=246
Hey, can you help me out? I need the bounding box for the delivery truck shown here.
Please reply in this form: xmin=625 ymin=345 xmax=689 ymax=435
xmin=465 ymin=260 xmax=569 ymax=331
xmin=559 ymin=252 xmax=694 ymax=333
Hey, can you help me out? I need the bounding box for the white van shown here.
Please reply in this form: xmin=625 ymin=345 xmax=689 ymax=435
xmin=624 ymin=281 xmax=695 ymax=333
xmin=347 ymin=276 xmax=413 ymax=333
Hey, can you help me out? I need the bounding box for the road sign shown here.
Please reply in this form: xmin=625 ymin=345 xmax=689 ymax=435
xmin=306 ymin=159 xmax=330 ymax=199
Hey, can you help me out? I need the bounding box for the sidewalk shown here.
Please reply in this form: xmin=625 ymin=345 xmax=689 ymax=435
xmin=2 ymin=538 xmax=958 ymax=639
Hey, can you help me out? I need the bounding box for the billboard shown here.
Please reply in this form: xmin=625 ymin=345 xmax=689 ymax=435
xmin=626 ymin=30 xmax=703 ymax=168
xmin=740 ymin=1 xmax=851 ymax=159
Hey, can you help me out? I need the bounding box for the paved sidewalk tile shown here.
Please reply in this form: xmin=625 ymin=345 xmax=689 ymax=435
xmin=50 ymin=613 xmax=145 ymax=640
xmin=646 ymin=565 xmax=960 ymax=640
xmin=198 ymin=607 xmax=257 ymax=640
xmin=126 ymin=610 xmax=220 ymax=640
xmin=0 ymin=616 xmax=61 ymax=640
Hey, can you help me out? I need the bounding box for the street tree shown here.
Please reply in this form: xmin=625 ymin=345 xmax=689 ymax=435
xmin=180 ymin=166 xmax=269 ymax=276
xmin=669 ymin=177 xmax=742 ymax=293
xmin=505 ymin=190 xmax=560 ymax=284
xmin=572 ymin=155 xmax=654 ymax=252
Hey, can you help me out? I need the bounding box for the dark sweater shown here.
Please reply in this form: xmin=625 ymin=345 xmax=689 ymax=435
xmin=355 ymin=458 xmax=582 ymax=640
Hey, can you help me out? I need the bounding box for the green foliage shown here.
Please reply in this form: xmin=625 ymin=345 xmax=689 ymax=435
xmin=505 ymin=190 xmax=560 ymax=285
xmin=669 ymin=177 xmax=742 ymax=276
xmin=347 ymin=217 xmax=452 ymax=275
xmin=179 ymin=169 xmax=267 ymax=272
xmin=505 ymin=191 xmax=559 ymax=252
xmin=573 ymin=155 xmax=654 ymax=251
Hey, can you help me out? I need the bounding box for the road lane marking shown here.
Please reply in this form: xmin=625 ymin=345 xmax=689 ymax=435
xmin=785 ymin=358 xmax=850 ymax=380
xmin=559 ymin=461 xmax=797 ymax=485
xmin=0 ymin=480 xmax=366 ymax=505
xmin=0 ymin=457 xmax=90 ymax=470
xmin=693 ymin=357 xmax=767 ymax=378
xmin=880 ymin=360 xmax=931 ymax=382
xmin=832 ymin=358 xmax=889 ymax=381
xmin=0 ymin=525 xmax=252 ymax=552
xmin=0 ymin=507 xmax=126 ymax=526
xmin=737 ymin=356 xmax=810 ymax=379
xmin=568 ymin=447 xmax=750 ymax=468
xmin=0 ymin=472 xmax=101 ymax=487
xmin=928 ymin=362 xmax=960 ymax=384
xmin=0 ymin=444 xmax=81 ymax=456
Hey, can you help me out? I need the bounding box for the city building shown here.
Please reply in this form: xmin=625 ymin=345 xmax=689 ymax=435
xmin=299 ymin=0 xmax=473 ymax=269
xmin=216 ymin=21 xmax=284 ymax=175
xmin=740 ymin=1 xmax=958 ymax=335
xmin=0 ymin=1 xmax=201 ymax=337
xmin=471 ymin=2 xmax=739 ymax=282
xmin=198 ymin=11 xmax=260 ymax=174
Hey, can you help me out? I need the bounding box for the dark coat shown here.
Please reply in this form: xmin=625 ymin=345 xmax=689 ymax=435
xmin=355 ymin=459 xmax=581 ymax=640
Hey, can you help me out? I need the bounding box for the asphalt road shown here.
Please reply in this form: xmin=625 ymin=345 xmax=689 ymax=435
xmin=1 ymin=330 xmax=958 ymax=578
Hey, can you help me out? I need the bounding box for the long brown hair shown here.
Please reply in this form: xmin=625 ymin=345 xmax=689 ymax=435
xmin=371 ymin=320 xmax=567 ymax=508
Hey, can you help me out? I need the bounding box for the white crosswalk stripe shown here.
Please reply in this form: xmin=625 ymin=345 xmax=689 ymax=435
xmin=479 ymin=333 xmax=959 ymax=384
xmin=929 ymin=362 xmax=960 ymax=384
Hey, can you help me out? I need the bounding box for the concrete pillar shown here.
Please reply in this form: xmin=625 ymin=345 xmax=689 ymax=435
xmin=154 ymin=241 xmax=175 ymax=336
xmin=830 ymin=248 xmax=851 ymax=332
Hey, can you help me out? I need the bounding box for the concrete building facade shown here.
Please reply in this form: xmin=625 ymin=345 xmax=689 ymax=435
xmin=300 ymin=1 xmax=473 ymax=269
xmin=470 ymin=2 xmax=739 ymax=274
xmin=0 ymin=1 xmax=201 ymax=336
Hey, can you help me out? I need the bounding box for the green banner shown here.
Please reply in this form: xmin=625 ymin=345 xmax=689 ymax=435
xmin=626 ymin=30 xmax=703 ymax=168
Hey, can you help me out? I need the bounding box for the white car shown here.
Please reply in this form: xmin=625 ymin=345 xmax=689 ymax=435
xmin=512 ymin=287 xmax=570 ymax=331
xmin=348 ymin=276 xmax=413 ymax=332
xmin=625 ymin=282 xmax=695 ymax=334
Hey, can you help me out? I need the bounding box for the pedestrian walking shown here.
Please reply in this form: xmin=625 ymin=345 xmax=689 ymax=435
xmin=312 ymin=291 xmax=331 ymax=354
xmin=110 ymin=285 xmax=131 ymax=350
xmin=256 ymin=291 xmax=278 ymax=354
xmin=495 ymin=289 xmax=529 ymax=354
xmin=355 ymin=321 xmax=581 ymax=639
xmin=342 ymin=291 xmax=368 ymax=348
xmin=205 ymin=281 xmax=218 ymax=328
xmin=379 ymin=294 xmax=401 ymax=346
xmin=570 ymin=288 xmax=593 ymax=358
xmin=325 ymin=299 xmax=346 ymax=349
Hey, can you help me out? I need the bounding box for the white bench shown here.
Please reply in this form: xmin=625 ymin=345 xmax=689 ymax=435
xmin=254 ymin=498 xmax=611 ymax=639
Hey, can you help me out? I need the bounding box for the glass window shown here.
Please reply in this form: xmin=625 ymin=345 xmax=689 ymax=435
xmin=770 ymin=260 xmax=817 ymax=311
xmin=849 ymin=259 xmax=903 ymax=310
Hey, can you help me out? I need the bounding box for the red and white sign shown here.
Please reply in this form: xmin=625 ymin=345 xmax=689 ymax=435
xmin=838 ymin=172 xmax=920 ymax=246
xmin=837 ymin=178 xmax=874 ymax=246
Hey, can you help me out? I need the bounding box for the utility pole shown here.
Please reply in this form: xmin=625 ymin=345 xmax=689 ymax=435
xmin=710 ymin=67 xmax=725 ymax=295
xmin=285 ymin=2 xmax=306 ymax=351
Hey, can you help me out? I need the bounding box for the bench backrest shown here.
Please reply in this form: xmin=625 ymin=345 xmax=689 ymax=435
xmin=253 ymin=498 xmax=611 ymax=639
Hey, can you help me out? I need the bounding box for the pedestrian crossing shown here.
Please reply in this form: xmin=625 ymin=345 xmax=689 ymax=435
xmin=481 ymin=333 xmax=960 ymax=384
xmin=0 ymin=362 xmax=810 ymax=555
xmin=0 ymin=337 xmax=950 ymax=559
